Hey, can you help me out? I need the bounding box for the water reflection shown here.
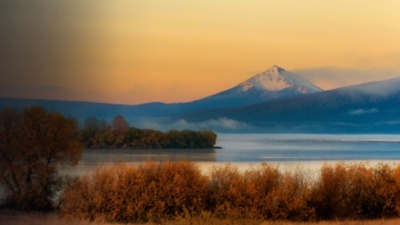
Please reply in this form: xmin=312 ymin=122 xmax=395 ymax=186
xmin=215 ymin=134 xmax=400 ymax=162
xmin=60 ymin=134 xmax=400 ymax=176
xmin=60 ymin=148 xmax=216 ymax=176
xmin=82 ymin=148 xmax=216 ymax=163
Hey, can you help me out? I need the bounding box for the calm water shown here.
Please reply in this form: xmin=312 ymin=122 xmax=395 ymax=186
xmin=216 ymin=134 xmax=400 ymax=162
xmin=60 ymin=134 xmax=400 ymax=176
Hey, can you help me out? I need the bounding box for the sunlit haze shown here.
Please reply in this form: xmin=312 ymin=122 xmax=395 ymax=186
xmin=1 ymin=0 xmax=400 ymax=104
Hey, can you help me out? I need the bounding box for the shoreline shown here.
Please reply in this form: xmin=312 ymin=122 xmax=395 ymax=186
xmin=83 ymin=146 xmax=222 ymax=150
xmin=59 ymin=159 xmax=400 ymax=178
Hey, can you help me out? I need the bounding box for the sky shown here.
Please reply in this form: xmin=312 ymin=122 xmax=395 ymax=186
xmin=1 ymin=0 xmax=400 ymax=105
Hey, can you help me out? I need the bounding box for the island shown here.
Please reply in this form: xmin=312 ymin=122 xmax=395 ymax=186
xmin=79 ymin=115 xmax=217 ymax=149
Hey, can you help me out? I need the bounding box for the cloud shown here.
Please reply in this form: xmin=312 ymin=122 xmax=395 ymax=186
xmin=188 ymin=118 xmax=247 ymax=130
xmin=338 ymin=77 xmax=400 ymax=99
xmin=349 ymin=108 xmax=378 ymax=116
xmin=294 ymin=67 xmax=400 ymax=90
xmin=132 ymin=117 xmax=249 ymax=131
xmin=169 ymin=118 xmax=249 ymax=131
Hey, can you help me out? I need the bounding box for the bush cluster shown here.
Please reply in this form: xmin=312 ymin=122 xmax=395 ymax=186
xmin=80 ymin=126 xmax=217 ymax=149
xmin=61 ymin=162 xmax=207 ymax=223
xmin=61 ymin=162 xmax=400 ymax=223
xmin=311 ymin=163 xmax=400 ymax=220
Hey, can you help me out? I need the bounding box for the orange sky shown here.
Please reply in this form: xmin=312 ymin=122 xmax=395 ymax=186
xmin=1 ymin=0 xmax=400 ymax=104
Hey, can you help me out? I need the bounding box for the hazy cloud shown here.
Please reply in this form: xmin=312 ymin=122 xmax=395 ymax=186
xmin=2 ymin=1 xmax=400 ymax=105
xmin=339 ymin=77 xmax=400 ymax=98
xmin=349 ymin=108 xmax=378 ymax=116
xmin=132 ymin=117 xmax=249 ymax=131
xmin=187 ymin=118 xmax=248 ymax=130
xmin=294 ymin=67 xmax=400 ymax=90
xmin=171 ymin=118 xmax=249 ymax=131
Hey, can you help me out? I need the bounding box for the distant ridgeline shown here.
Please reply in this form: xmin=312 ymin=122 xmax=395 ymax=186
xmin=79 ymin=115 xmax=217 ymax=149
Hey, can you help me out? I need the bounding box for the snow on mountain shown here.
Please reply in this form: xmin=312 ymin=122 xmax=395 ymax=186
xmin=238 ymin=65 xmax=322 ymax=93
xmin=180 ymin=76 xmax=400 ymax=133
xmin=186 ymin=65 xmax=323 ymax=110
xmin=0 ymin=65 xmax=324 ymax=125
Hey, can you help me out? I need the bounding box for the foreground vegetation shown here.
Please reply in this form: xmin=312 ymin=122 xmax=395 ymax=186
xmin=79 ymin=116 xmax=217 ymax=149
xmin=0 ymin=106 xmax=215 ymax=212
xmin=2 ymin=210 xmax=400 ymax=225
xmin=61 ymin=161 xmax=400 ymax=223
xmin=3 ymin=106 xmax=400 ymax=224
xmin=0 ymin=106 xmax=83 ymax=210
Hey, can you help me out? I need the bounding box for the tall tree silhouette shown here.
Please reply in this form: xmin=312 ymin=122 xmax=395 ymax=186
xmin=0 ymin=106 xmax=83 ymax=210
xmin=112 ymin=115 xmax=128 ymax=135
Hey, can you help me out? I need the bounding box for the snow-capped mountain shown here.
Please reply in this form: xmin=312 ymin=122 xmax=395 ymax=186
xmin=187 ymin=65 xmax=323 ymax=109
xmin=238 ymin=65 xmax=321 ymax=94
xmin=180 ymin=77 xmax=400 ymax=133
xmin=0 ymin=65 xmax=323 ymax=122
xmin=3 ymin=67 xmax=400 ymax=133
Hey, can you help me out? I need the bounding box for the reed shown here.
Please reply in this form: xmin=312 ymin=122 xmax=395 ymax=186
xmin=60 ymin=161 xmax=400 ymax=223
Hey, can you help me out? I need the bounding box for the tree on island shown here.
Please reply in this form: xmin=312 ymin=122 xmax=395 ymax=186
xmin=112 ymin=115 xmax=129 ymax=147
xmin=80 ymin=116 xmax=109 ymax=148
xmin=112 ymin=114 xmax=129 ymax=135
xmin=0 ymin=106 xmax=83 ymax=210
xmin=79 ymin=115 xmax=217 ymax=149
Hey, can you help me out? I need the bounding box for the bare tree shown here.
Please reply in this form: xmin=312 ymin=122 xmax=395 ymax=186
xmin=111 ymin=115 xmax=128 ymax=135
xmin=0 ymin=106 xmax=83 ymax=210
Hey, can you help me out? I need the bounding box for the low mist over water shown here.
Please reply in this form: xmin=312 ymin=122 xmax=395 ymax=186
xmin=60 ymin=134 xmax=400 ymax=176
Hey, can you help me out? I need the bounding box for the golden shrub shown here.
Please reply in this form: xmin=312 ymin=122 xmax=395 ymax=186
xmin=61 ymin=161 xmax=400 ymax=222
xmin=61 ymin=161 xmax=207 ymax=223
xmin=206 ymin=163 xmax=314 ymax=221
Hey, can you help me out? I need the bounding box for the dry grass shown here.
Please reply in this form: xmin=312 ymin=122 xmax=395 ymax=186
xmin=60 ymin=161 xmax=400 ymax=223
xmin=5 ymin=161 xmax=400 ymax=225
xmin=1 ymin=211 xmax=400 ymax=225
xmin=264 ymin=219 xmax=400 ymax=225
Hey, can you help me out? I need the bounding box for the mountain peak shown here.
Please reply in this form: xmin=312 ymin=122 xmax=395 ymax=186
xmin=189 ymin=65 xmax=323 ymax=110
xmin=269 ymin=65 xmax=285 ymax=73
xmin=240 ymin=65 xmax=322 ymax=93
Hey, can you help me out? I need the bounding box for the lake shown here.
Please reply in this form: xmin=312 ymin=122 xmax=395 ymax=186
xmin=60 ymin=133 xmax=400 ymax=176
xmin=2 ymin=133 xmax=400 ymax=200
